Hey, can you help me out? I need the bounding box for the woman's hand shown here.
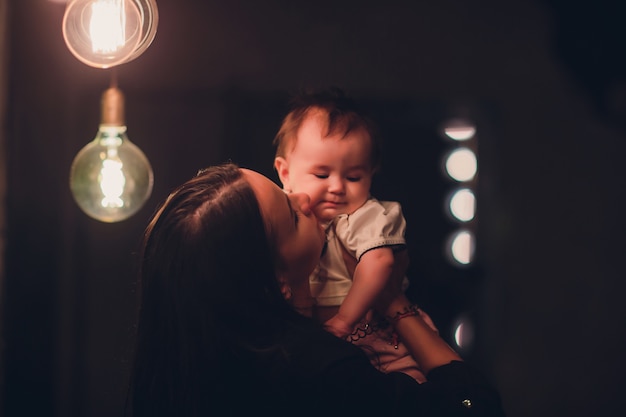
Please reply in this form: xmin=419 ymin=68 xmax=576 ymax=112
xmin=324 ymin=315 xmax=354 ymax=339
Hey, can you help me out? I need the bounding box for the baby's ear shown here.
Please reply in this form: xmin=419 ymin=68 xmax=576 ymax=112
xmin=274 ymin=157 xmax=291 ymax=191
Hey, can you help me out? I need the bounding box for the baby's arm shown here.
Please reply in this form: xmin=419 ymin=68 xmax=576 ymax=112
xmin=324 ymin=246 xmax=395 ymax=338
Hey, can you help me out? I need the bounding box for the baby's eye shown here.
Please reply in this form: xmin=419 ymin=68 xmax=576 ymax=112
xmin=314 ymin=174 xmax=329 ymax=179
xmin=346 ymin=176 xmax=361 ymax=182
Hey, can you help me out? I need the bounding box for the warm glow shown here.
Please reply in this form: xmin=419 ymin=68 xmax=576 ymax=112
xmin=89 ymin=0 xmax=126 ymax=54
xmin=444 ymin=147 xmax=477 ymax=182
xmin=99 ymin=157 xmax=125 ymax=208
xmin=440 ymin=117 xmax=478 ymax=269
xmin=444 ymin=126 xmax=476 ymax=140
xmin=453 ymin=317 xmax=474 ymax=349
xmin=62 ymin=0 xmax=159 ymax=68
xmin=443 ymin=119 xmax=476 ymax=141
xmin=448 ymin=188 xmax=476 ymax=222
xmin=448 ymin=230 xmax=475 ymax=265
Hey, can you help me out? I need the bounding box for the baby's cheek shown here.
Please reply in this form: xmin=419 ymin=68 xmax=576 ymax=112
xmin=312 ymin=206 xmax=331 ymax=222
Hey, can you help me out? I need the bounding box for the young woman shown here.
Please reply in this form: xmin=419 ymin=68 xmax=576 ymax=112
xmin=128 ymin=162 xmax=505 ymax=416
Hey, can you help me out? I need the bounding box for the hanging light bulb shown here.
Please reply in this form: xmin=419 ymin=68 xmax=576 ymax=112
xmin=70 ymin=86 xmax=154 ymax=222
xmin=62 ymin=0 xmax=159 ymax=68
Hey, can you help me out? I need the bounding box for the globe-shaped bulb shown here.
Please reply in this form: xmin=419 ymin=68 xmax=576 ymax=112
xmin=124 ymin=0 xmax=159 ymax=63
xmin=62 ymin=0 xmax=159 ymax=68
xmin=70 ymin=126 xmax=154 ymax=222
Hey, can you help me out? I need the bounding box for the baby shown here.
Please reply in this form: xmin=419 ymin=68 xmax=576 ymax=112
xmin=273 ymin=88 xmax=435 ymax=381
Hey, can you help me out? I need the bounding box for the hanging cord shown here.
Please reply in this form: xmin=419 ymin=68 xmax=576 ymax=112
xmin=110 ymin=67 xmax=119 ymax=89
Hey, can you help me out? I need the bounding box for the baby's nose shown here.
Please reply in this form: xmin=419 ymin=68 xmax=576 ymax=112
xmin=328 ymin=176 xmax=345 ymax=193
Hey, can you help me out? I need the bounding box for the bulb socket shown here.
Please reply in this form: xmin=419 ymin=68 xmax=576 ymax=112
xmin=101 ymin=87 xmax=125 ymax=126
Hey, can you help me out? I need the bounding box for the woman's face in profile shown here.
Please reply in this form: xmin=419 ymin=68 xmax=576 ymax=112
xmin=242 ymin=169 xmax=325 ymax=285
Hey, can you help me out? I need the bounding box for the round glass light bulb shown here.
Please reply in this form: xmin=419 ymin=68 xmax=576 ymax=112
xmin=62 ymin=0 xmax=159 ymax=68
xmin=69 ymin=87 xmax=153 ymax=223
xmin=125 ymin=0 xmax=159 ymax=63
xmin=70 ymin=127 xmax=153 ymax=222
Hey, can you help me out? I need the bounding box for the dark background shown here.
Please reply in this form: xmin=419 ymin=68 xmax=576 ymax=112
xmin=2 ymin=1 xmax=626 ymax=416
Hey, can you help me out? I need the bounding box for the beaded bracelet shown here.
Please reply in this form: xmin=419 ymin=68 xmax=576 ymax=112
xmin=345 ymin=322 xmax=377 ymax=343
xmin=344 ymin=305 xmax=421 ymax=347
xmin=386 ymin=304 xmax=420 ymax=323
xmin=387 ymin=305 xmax=420 ymax=349
xmin=345 ymin=323 xmax=370 ymax=343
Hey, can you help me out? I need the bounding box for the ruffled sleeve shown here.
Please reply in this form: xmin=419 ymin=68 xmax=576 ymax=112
xmin=334 ymin=198 xmax=407 ymax=261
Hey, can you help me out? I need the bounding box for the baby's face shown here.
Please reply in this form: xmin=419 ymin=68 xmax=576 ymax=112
xmin=282 ymin=112 xmax=373 ymax=222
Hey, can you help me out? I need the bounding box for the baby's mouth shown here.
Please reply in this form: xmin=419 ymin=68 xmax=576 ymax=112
xmin=318 ymin=199 xmax=344 ymax=207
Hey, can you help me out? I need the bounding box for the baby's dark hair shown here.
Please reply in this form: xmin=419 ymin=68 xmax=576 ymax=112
xmin=273 ymin=87 xmax=382 ymax=172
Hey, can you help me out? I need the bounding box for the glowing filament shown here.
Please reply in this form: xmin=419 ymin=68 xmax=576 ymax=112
xmin=90 ymin=0 xmax=126 ymax=53
xmin=99 ymin=158 xmax=125 ymax=208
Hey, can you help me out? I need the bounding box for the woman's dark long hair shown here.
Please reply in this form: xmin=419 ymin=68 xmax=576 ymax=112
xmin=128 ymin=163 xmax=305 ymax=416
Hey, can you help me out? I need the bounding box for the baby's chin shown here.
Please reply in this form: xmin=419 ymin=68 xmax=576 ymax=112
xmin=314 ymin=207 xmax=344 ymax=223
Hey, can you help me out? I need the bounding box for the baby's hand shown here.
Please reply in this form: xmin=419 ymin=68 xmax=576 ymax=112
xmin=324 ymin=315 xmax=354 ymax=339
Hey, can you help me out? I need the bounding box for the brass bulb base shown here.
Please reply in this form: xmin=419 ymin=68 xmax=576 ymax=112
xmin=101 ymin=87 xmax=125 ymax=126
